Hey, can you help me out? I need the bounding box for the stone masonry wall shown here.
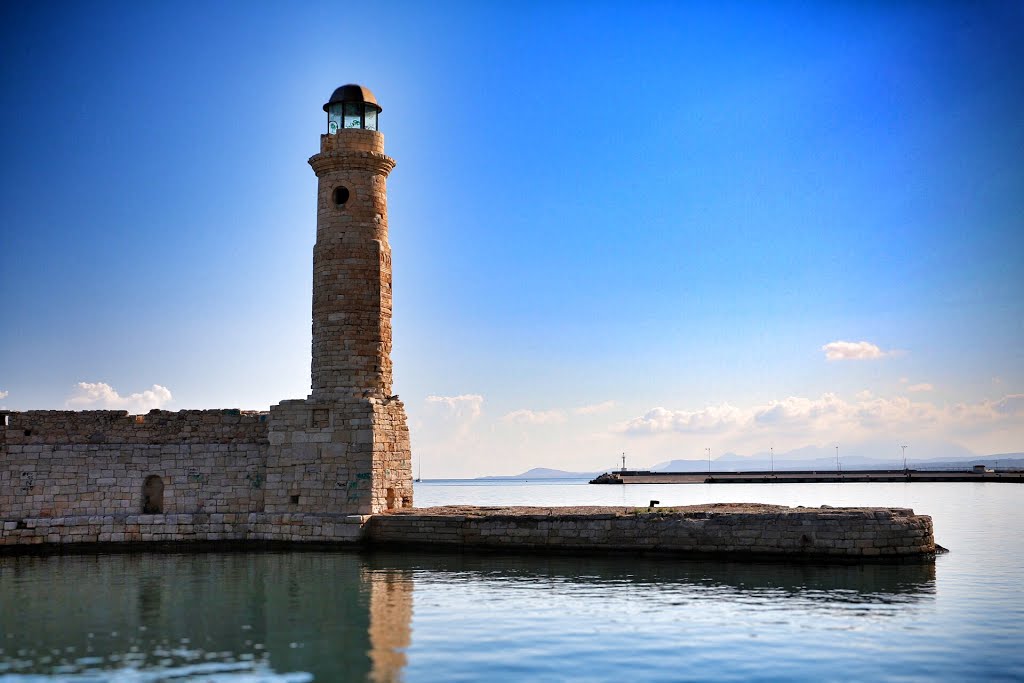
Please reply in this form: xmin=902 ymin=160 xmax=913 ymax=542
xmin=0 ymin=410 xmax=268 ymax=518
xmin=370 ymin=400 xmax=413 ymax=513
xmin=367 ymin=505 xmax=936 ymax=559
xmin=265 ymin=397 xmax=412 ymax=516
xmin=0 ymin=399 xmax=412 ymax=521
xmin=0 ymin=512 xmax=367 ymax=547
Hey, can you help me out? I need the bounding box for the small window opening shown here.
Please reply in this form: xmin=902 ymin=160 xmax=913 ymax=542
xmin=142 ymin=475 xmax=164 ymax=514
xmin=135 ymin=415 xmax=145 ymax=424
xmin=386 ymin=487 xmax=396 ymax=511
xmin=290 ymin=494 xmax=300 ymax=504
xmin=23 ymin=429 xmax=32 ymax=437
xmin=332 ymin=186 xmax=349 ymax=207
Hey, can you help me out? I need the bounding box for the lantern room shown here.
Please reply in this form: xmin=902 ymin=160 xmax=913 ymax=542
xmin=324 ymin=84 xmax=381 ymax=133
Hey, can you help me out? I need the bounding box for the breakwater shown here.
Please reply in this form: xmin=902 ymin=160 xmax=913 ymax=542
xmin=1 ymin=504 xmax=936 ymax=561
xmin=368 ymin=505 xmax=934 ymax=559
xmin=590 ymin=469 xmax=1024 ymax=484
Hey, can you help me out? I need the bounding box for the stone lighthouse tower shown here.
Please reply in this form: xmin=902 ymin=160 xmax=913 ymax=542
xmin=310 ymin=85 xmax=395 ymax=400
xmin=265 ymin=85 xmax=413 ymax=515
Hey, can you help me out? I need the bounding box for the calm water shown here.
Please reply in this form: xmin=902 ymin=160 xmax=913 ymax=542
xmin=1 ymin=481 xmax=1022 ymax=682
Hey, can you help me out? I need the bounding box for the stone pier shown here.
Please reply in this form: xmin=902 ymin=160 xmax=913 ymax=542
xmin=367 ymin=504 xmax=935 ymax=559
xmin=1 ymin=504 xmax=936 ymax=561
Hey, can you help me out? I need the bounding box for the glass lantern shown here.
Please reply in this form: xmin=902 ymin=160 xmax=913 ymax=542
xmin=324 ymin=86 xmax=382 ymax=134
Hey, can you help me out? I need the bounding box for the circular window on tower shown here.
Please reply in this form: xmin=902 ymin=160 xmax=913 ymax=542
xmin=332 ymin=186 xmax=350 ymax=208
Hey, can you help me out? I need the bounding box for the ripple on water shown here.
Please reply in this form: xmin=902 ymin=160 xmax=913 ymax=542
xmin=1 ymin=483 xmax=1022 ymax=681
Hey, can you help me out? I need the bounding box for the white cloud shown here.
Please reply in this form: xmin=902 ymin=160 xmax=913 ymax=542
xmin=415 ymin=394 xmax=487 ymax=456
xmin=907 ymin=383 xmax=934 ymax=393
xmin=66 ymin=382 xmax=172 ymax=413
xmin=502 ymin=409 xmax=568 ymax=425
xmin=753 ymin=394 xmax=849 ymax=428
xmin=622 ymin=403 xmax=745 ymax=434
xmin=992 ymin=394 xmax=1024 ymax=415
xmin=946 ymin=394 xmax=1024 ymax=429
xmin=574 ymin=400 xmax=617 ymax=415
xmin=424 ymin=394 xmax=484 ymax=421
xmin=822 ymin=340 xmax=892 ymax=361
xmin=620 ymin=392 xmax=1024 ymax=439
xmin=0 ymin=390 xmax=8 ymax=400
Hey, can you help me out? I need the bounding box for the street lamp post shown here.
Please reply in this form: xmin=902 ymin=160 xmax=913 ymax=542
xmin=836 ymin=445 xmax=841 ymax=472
xmin=770 ymin=446 xmax=774 ymax=474
xmin=706 ymin=447 xmax=711 ymax=474
xmin=901 ymin=444 xmax=908 ymax=471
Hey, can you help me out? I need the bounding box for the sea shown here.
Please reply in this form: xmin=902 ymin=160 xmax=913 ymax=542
xmin=1 ymin=480 xmax=1021 ymax=682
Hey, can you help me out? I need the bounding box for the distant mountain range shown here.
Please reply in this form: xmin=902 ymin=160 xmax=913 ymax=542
xmin=476 ymin=452 xmax=1024 ymax=480
xmin=477 ymin=467 xmax=603 ymax=480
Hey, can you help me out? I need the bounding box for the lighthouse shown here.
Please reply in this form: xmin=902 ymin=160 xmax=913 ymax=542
xmin=265 ymin=85 xmax=413 ymax=515
xmin=309 ymin=85 xmax=396 ymax=400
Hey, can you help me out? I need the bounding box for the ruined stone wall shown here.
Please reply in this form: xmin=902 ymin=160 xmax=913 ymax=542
xmin=0 ymin=398 xmax=412 ymax=521
xmin=367 ymin=505 xmax=936 ymax=559
xmin=0 ymin=410 xmax=268 ymax=518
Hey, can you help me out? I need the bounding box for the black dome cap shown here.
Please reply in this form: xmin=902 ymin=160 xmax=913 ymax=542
xmin=323 ymin=84 xmax=381 ymax=113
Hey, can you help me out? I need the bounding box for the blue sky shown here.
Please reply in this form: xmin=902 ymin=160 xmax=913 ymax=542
xmin=1 ymin=1 xmax=1021 ymax=476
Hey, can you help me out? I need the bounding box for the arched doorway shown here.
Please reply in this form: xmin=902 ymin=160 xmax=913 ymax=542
xmin=142 ymin=475 xmax=164 ymax=514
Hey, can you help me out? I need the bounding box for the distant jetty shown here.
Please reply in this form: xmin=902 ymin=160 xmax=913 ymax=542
xmin=590 ymin=467 xmax=1024 ymax=485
